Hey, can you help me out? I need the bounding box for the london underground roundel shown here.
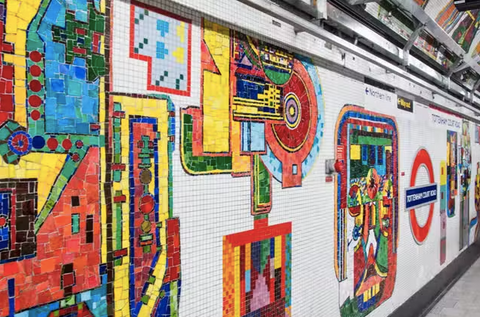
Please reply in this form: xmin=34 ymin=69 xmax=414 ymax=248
xmin=406 ymin=148 xmax=438 ymax=244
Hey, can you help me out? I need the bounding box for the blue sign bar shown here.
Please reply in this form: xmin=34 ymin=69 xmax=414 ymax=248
xmin=405 ymin=184 xmax=438 ymax=210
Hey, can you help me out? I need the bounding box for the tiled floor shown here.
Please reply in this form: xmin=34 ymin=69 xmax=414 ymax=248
xmin=426 ymin=257 xmax=480 ymax=317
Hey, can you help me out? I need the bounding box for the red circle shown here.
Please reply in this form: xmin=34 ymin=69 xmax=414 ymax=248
xmin=29 ymin=80 xmax=42 ymax=92
xmin=47 ymin=138 xmax=58 ymax=151
xmin=71 ymin=153 xmax=80 ymax=162
xmin=28 ymin=95 xmax=42 ymax=107
xmin=409 ymin=148 xmax=436 ymax=244
xmin=30 ymin=110 xmax=41 ymax=120
xmin=62 ymin=139 xmax=72 ymax=151
xmin=76 ymin=140 xmax=84 ymax=148
xmin=29 ymin=51 xmax=42 ymax=63
xmin=270 ymin=73 xmax=311 ymax=151
xmin=263 ymin=60 xmax=319 ymax=186
xmin=30 ymin=65 xmax=42 ymax=77
xmin=0 ymin=217 xmax=6 ymax=227
xmin=139 ymin=195 xmax=155 ymax=214
xmin=10 ymin=132 xmax=30 ymax=153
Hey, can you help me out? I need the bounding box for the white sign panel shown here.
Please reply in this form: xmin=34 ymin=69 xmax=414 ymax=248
xmin=364 ymin=84 xmax=397 ymax=109
xmin=428 ymin=108 xmax=462 ymax=131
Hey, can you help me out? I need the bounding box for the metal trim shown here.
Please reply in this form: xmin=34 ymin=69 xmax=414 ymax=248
xmin=170 ymin=0 xmax=480 ymax=121
xmin=390 ymin=0 xmax=480 ymax=77
xmin=403 ymin=24 xmax=425 ymax=66
xmin=279 ymin=0 xmax=325 ymax=19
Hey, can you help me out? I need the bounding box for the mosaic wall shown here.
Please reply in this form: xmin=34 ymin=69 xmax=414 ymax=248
xmin=334 ymin=106 xmax=399 ymax=317
xmin=0 ymin=0 xmax=180 ymax=315
xmin=0 ymin=0 xmax=326 ymax=313
xmin=1 ymin=0 xmax=479 ymax=315
xmin=180 ymin=19 xmax=324 ymax=316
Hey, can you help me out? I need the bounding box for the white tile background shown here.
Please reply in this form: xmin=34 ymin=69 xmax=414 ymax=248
xmin=110 ymin=0 xmax=480 ymax=315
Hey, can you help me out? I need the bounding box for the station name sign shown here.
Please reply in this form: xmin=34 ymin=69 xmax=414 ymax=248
xmin=405 ymin=184 xmax=438 ymax=210
xmin=429 ymin=111 xmax=461 ymax=131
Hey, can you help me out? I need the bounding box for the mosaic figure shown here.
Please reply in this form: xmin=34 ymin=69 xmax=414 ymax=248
xmin=334 ymin=106 xmax=399 ymax=317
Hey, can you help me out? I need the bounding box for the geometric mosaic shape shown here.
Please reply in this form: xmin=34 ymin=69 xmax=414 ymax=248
xmin=40 ymin=0 xmax=105 ymax=135
xmin=130 ymin=1 xmax=191 ymax=96
xmin=0 ymin=179 xmax=37 ymax=263
xmin=223 ymin=221 xmax=292 ymax=317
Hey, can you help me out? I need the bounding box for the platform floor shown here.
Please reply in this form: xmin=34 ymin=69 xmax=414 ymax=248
xmin=427 ymin=257 xmax=480 ymax=317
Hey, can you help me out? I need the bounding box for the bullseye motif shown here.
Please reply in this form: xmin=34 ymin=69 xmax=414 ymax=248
xmin=408 ymin=148 xmax=436 ymax=244
xmin=262 ymin=58 xmax=324 ymax=188
xmin=270 ymin=69 xmax=312 ymax=152
xmin=8 ymin=131 xmax=32 ymax=156
xmin=284 ymin=93 xmax=301 ymax=129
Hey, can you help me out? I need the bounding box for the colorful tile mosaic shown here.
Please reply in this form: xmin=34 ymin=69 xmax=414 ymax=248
xmin=435 ymin=1 xmax=480 ymax=53
xmin=0 ymin=0 xmax=181 ymax=314
xmin=223 ymin=219 xmax=292 ymax=317
xmin=107 ymin=95 xmax=179 ymax=317
xmin=0 ymin=0 xmax=13 ymax=126
xmin=2 ymin=0 xmax=473 ymax=315
xmin=130 ymin=0 xmax=191 ymax=96
xmin=473 ymin=163 xmax=480 ymax=241
xmin=460 ymin=120 xmax=472 ymax=249
xmin=36 ymin=0 xmax=105 ymax=135
xmin=440 ymin=160 xmax=447 ymax=264
xmin=334 ymin=106 xmax=399 ymax=317
xmin=179 ymin=19 xmax=324 ymax=316
xmin=447 ymin=130 xmax=458 ymax=218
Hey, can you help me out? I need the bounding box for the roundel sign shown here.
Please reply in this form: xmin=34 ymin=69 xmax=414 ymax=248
xmin=406 ymin=148 xmax=438 ymax=244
